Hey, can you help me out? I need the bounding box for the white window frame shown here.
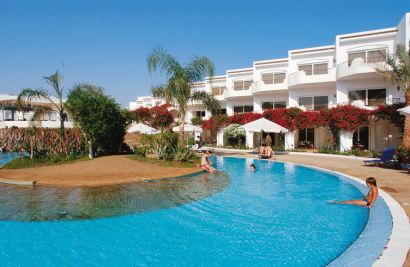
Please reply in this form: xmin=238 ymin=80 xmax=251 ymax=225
xmin=298 ymin=62 xmax=329 ymax=75
xmin=348 ymin=88 xmax=387 ymax=106
xmin=233 ymin=80 xmax=253 ymax=91
xmin=298 ymin=95 xmax=329 ymax=110
xmin=347 ymin=48 xmax=387 ymax=65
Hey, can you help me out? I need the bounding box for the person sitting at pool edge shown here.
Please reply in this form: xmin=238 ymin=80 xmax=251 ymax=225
xmin=201 ymin=150 xmax=216 ymax=173
xmin=337 ymin=177 xmax=379 ymax=208
xmin=259 ymin=142 xmax=274 ymax=159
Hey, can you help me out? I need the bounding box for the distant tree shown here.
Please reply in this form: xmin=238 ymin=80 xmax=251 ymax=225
xmin=147 ymin=47 xmax=220 ymax=146
xmin=17 ymin=71 xmax=67 ymax=134
xmin=376 ymin=45 xmax=410 ymax=148
xmin=65 ymin=84 xmax=126 ymax=158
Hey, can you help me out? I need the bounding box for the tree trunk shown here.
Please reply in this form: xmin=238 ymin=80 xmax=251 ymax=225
xmin=178 ymin=112 xmax=185 ymax=147
xmin=88 ymin=139 xmax=93 ymax=159
xmin=30 ymin=136 xmax=34 ymax=159
xmin=403 ymin=92 xmax=410 ymax=149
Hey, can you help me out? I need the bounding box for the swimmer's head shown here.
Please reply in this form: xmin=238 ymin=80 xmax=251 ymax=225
xmin=365 ymin=177 xmax=377 ymax=186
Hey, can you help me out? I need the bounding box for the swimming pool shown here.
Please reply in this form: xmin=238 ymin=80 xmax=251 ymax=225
xmin=0 ymin=156 xmax=376 ymax=266
xmin=0 ymin=152 xmax=20 ymax=167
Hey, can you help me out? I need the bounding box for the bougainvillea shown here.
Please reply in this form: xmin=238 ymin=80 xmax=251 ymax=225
xmin=296 ymin=111 xmax=327 ymax=129
xmin=150 ymin=104 xmax=174 ymax=129
xmin=202 ymin=114 xmax=229 ymax=132
xmin=263 ymin=108 xmax=303 ymax=131
xmin=229 ymin=112 xmax=263 ymax=125
xmin=372 ymin=102 xmax=406 ymax=133
xmin=322 ymin=105 xmax=371 ymax=132
xmin=133 ymin=107 xmax=151 ymax=123
xmin=133 ymin=104 xmax=174 ymax=129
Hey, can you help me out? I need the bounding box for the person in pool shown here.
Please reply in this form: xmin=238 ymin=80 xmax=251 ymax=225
xmin=249 ymin=164 xmax=256 ymax=172
xmin=336 ymin=177 xmax=379 ymax=208
xmin=201 ymin=150 xmax=216 ymax=173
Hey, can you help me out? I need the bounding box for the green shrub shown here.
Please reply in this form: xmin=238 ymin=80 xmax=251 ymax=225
xmin=272 ymin=145 xmax=285 ymax=151
xmin=190 ymin=116 xmax=202 ymax=126
xmin=224 ymin=124 xmax=245 ymax=146
xmin=133 ymin=146 xmax=147 ymax=158
xmin=174 ymin=147 xmax=194 ymax=162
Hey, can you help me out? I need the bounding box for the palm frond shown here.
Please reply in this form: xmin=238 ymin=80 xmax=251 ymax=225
xmin=185 ymin=56 xmax=215 ymax=83
xmin=17 ymin=88 xmax=54 ymax=110
xmin=43 ymin=70 xmax=64 ymax=98
xmin=31 ymin=105 xmax=53 ymax=122
xmin=191 ymin=90 xmax=221 ymax=115
xmin=376 ymin=45 xmax=410 ymax=92
xmin=147 ymin=47 xmax=183 ymax=77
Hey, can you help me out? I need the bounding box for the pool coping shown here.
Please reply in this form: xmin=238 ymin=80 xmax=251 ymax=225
xmin=275 ymin=160 xmax=410 ymax=267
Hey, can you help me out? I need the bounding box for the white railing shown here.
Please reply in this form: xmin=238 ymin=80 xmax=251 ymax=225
xmin=288 ymin=68 xmax=336 ymax=88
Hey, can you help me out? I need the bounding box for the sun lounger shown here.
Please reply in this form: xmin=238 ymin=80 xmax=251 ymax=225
xmin=363 ymin=147 xmax=395 ymax=166
xmin=401 ymin=164 xmax=410 ymax=173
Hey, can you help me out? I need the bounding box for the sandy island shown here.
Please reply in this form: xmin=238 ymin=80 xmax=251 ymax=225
xmin=0 ymin=155 xmax=201 ymax=187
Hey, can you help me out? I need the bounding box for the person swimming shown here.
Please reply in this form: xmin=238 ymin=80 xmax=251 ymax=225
xmin=332 ymin=177 xmax=379 ymax=208
xmin=249 ymin=164 xmax=256 ymax=172
xmin=201 ymin=150 xmax=216 ymax=173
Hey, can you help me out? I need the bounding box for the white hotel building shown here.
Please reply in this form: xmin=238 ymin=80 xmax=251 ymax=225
xmin=130 ymin=13 xmax=409 ymax=151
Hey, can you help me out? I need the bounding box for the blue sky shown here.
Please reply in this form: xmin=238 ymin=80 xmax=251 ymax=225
xmin=0 ymin=0 xmax=408 ymax=107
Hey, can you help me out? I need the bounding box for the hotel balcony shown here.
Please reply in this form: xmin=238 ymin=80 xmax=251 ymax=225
xmin=288 ymin=68 xmax=336 ymax=89
xmin=336 ymin=58 xmax=390 ymax=80
xmin=223 ymin=88 xmax=252 ymax=99
xmin=250 ymin=81 xmax=288 ymax=95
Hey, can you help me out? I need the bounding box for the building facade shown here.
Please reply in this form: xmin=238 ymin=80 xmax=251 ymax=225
xmin=129 ymin=13 xmax=410 ymax=151
xmin=0 ymin=94 xmax=73 ymax=129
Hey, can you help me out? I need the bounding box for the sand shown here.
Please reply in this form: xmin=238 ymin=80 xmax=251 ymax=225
xmin=0 ymin=155 xmax=201 ymax=187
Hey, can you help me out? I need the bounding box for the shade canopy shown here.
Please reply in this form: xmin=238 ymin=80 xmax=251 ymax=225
xmin=172 ymin=123 xmax=203 ymax=133
xmin=239 ymin=118 xmax=288 ymax=133
xmin=398 ymin=106 xmax=410 ymax=117
xmin=127 ymin=122 xmax=160 ymax=134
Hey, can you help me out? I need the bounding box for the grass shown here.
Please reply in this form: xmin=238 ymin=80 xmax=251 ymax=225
xmin=3 ymin=154 xmax=89 ymax=169
xmin=129 ymin=155 xmax=200 ymax=168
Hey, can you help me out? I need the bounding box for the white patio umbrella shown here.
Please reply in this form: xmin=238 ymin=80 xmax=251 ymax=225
xmin=398 ymin=106 xmax=410 ymax=117
xmin=172 ymin=123 xmax=203 ymax=133
xmin=238 ymin=118 xmax=288 ymax=133
xmin=127 ymin=122 xmax=160 ymax=134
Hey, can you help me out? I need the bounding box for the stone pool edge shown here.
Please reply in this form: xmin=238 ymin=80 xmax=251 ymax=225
xmin=277 ymin=160 xmax=410 ymax=267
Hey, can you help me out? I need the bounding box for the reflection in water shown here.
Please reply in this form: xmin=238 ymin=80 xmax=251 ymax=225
xmin=0 ymin=172 xmax=230 ymax=222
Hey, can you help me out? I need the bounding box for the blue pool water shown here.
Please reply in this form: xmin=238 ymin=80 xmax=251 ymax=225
xmin=0 ymin=152 xmax=20 ymax=167
xmin=0 ymin=156 xmax=369 ymax=266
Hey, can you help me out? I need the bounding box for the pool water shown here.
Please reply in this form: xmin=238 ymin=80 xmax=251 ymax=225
xmin=0 ymin=156 xmax=368 ymax=266
xmin=0 ymin=152 xmax=21 ymax=167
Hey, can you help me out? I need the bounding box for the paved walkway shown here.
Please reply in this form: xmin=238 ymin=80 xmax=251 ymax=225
xmin=217 ymin=151 xmax=410 ymax=266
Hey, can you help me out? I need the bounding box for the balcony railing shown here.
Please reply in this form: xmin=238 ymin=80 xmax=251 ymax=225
xmin=337 ymin=56 xmax=393 ymax=80
xmin=288 ymin=68 xmax=336 ymax=88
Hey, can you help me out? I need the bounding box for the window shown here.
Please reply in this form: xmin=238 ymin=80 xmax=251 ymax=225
xmin=262 ymin=102 xmax=273 ymax=110
xmin=212 ymin=86 xmax=225 ymax=96
xmin=348 ymin=49 xmax=386 ymax=65
xmin=194 ymin=111 xmax=206 ymax=118
xmin=298 ymin=63 xmax=328 ymax=75
xmin=274 ymin=73 xmax=286 ymax=83
xmin=299 ymin=128 xmax=314 ymax=144
xmin=299 ymin=97 xmax=313 ymax=110
xmin=49 ymin=112 xmax=57 ymax=121
xmin=4 ymin=110 xmax=13 ymax=121
xmin=234 ymin=105 xmax=253 ymax=114
xmin=313 ymin=96 xmax=329 ymax=110
xmin=367 ymin=89 xmax=386 ymax=106
xmin=219 ymin=108 xmax=227 ymax=115
xmin=348 ymin=89 xmax=386 ymax=106
xmin=353 ymin=126 xmax=369 ymax=150
xmin=274 ymin=101 xmax=286 ymax=109
xmin=262 ymin=74 xmax=273 ymax=84
xmin=348 ymin=52 xmax=366 ymax=66
xmin=367 ymin=49 xmax=387 ymax=63
xmin=262 ymin=73 xmax=286 ymax=84
xmin=233 ymin=80 xmax=253 ymax=91
xmin=299 ymin=96 xmax=328 ymax=110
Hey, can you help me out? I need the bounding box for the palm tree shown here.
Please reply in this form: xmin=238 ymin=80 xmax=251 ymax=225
xmin=147 ymin=47 xmax=220 ymax=146
xmin=17 ymin=71 xmax=67 ymax=134
xmin=376 ymin=45 xmax=410 ymax=148
xmin=26 ymin=106 xmax=53 ymax=159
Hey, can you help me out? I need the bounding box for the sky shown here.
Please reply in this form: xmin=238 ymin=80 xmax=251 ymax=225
xmin=0 ymin=0 xmax=408 ymax=107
